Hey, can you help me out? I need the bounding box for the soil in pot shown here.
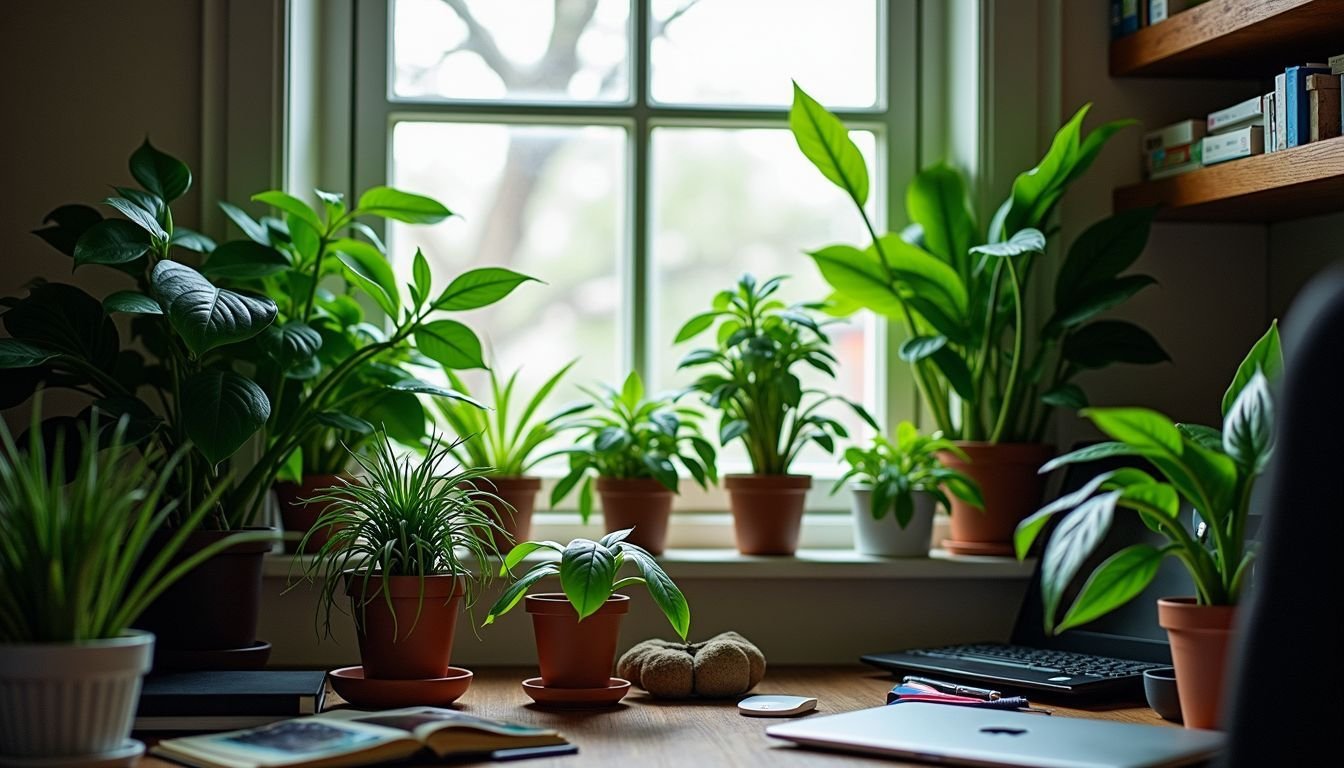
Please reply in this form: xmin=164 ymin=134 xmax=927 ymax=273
xmin=275 ymin=473 xmax=350 ymax=555
xmin=938 ymin=443 xmax=1053 ymax=556
xmin=724 ymin=474 xmax=811 ymax=556
xmin=1157 ymin=597 xmax=1237 ymax=730
xmin=483 ymin=476 xmax=541 ymax=553
xmin=349 ymin=573 xmax=464 ymax=680
xmin=850 ymin=486 xmax=936 ymax=557
xmin=596 ymin=477 xmax=673 ymax=555
xmin=133 ymin=529 xmax=274 ymax=658
xmin=526 ymin=593 xmax=630 ymax=689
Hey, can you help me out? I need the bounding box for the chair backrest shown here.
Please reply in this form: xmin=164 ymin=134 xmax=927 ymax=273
xmin=1222 ymin=264 xmax=1344 ymax=765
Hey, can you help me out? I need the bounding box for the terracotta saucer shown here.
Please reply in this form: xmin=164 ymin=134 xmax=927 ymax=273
xmin=152 ymin=640 xmax=272 ymax=673
xmin=942 ymin=539 xmax=1015 ymax=557
xmin=521 ymin=677 xmax=630 ymax=708
xmin=329 ymin=666 xmax=472 ymax=709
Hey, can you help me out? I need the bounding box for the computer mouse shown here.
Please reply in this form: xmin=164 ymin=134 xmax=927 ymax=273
xmin=737 ymin=694 xmax=818 ymax=717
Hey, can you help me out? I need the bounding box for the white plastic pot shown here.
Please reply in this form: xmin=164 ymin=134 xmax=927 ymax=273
xmin=850 ymin=485 xmax=936 ymax=557
xmin=0 ymin=630 xmax=153 ymax=760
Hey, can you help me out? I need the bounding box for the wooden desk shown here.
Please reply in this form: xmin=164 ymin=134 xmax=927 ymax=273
xmin=138 ymin=666 xmax=1173 ymax=767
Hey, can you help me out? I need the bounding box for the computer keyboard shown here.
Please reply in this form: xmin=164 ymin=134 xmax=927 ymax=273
xmin=905 ymin=643 xmax=1165 ymax=679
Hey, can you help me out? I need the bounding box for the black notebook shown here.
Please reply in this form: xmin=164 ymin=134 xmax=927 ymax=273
xmin=136 ymin=670 xmax=329 ymax=731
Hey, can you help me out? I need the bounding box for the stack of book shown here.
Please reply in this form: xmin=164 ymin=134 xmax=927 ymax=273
xmin=1264 ymin=62 xmax=1341 ymax=153
xmin=1142 ymin=119 xmax=1203 ymax=180
xmin=1203 ymin=97 xmax=1264 ymax=167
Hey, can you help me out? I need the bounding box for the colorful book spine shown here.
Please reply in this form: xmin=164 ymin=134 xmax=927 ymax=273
xmin=1262 ymin=92 xmax=1276 ymax=153
xmin=1285 ymin=64 xmax=1331 ymax=148
xmin=1119 ymin=0 xmax=1139 ymax=36
xmin=1274 ymin=73 xmax=1288 ymax=152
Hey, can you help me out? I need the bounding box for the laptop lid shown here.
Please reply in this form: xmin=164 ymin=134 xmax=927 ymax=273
xmin=767 ymin=703 xmax=1224 ymax=768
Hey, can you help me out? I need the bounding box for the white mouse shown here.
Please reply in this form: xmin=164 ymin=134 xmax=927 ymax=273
xmin=737 ymin=694 xmax=818 ymax=717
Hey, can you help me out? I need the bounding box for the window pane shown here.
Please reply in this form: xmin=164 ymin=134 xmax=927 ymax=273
xmin=392 ymin=0 xmax=631 ymax=103
xmin=650 ymin=0 xmax=878 ymax=108
xmin=388 ymin=122 xmax=626 ymax=407
xmin=650 ymin=126 xmax=879 ymax=473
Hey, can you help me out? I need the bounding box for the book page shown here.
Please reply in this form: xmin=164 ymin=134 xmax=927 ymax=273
xmin=320 ymin=708 xmax=564 ymax=756
xmin=154 ymin=717 xmax=418 ymax=768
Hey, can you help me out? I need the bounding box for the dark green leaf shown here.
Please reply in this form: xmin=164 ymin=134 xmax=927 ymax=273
xmin=415 ymin=319 xmax=485 ymax=369
xmin=0 ymin=340 xmax=57 ymax=369
xmin=1039 ymin=441 xmax=1143 ymax=474
xmin=433 ymin=267 xmax=537 ymax=311
xmin=1056 ymin=544 xmax=1165 ymax=633
xmin=559 ymin=539 xmax=618 ymax=620
xmin=1041 ymin=383 xmax=1087 ymax=410
xmin=905 ymin=164 xmax=976 ymax=278
xmin=170 ymin=227 xmax=217 ymax=253
xmin=32 ymin=204 xmax=102 ymax=256
xmin=332 ymin=239 xmax=400 ymax=317
xmin=151 ymin=261 xmax=278 ymax=356
xmin=315 ymin=411 xmax=374 ymax=434
xmin=621 ymin=543 xmax=691 ymax=640
xmin=388 ymin=378 xmax=485 ymax=408
xmin=130 ymin=139 xmax=191 ymax=201
xmin=202 ymin=240 xmax=290 ymax=279
xmin=1054 ymin=208 xmax=1156 ymax=306
xmin=898 ymin=335 xmax=947 ymax=362
xmin=219 ymin=201 xmax=270 ymax=244
xmin=103 ymin=197 xmax=167 ymax=240
xmin=1222 ymin=321 xmax=1281 ymax=416
xmin=356 ymin=186 xmax=452 ymax=223
xmin=3 ymin=283 xmax=119 ymax=369
xmin=719 ymin=419 xmax=749 ymax=446
xmin=1062 ymin=320 xmax=1169 ymax=369
xmin=180 ymin=370 xmax=271 ymax=465
xmin=1047 ymin=275 xmax=1156 ymax=333
xmin=929 ymin=346 xmax=975 ymax=400
xmin=485 ymin=564 xmax=558 ymax=624
xmin=789 ymin=81 xmax=869 ymax=206
xmin=365 ymin=390 xmax=425 ymax=445
xmin=73 ymin=219 xmax=152 ymax=267
xmin=103 ymin=290 xmax=162 ymax=315
xmin=261 ymin=321 xmax=322 ymax=367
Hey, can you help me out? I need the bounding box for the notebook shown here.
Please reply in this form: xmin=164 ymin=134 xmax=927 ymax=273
xmin=767 ymin=702 xmax=1224 ymax=768
xmin=150 ymin=707 xmax=571 ymax=767
xmin=136 ymin=671 xmax=329 ymax=731
xmin=862 ymin=453 xmax=1198 ymax=698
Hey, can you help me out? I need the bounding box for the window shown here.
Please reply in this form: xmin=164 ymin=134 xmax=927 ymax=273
xmin=352 ymin=0 xmax=918 ymax=479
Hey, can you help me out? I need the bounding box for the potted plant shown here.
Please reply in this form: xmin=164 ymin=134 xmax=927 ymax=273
xmin=676 ymin=273 xmax=876 ymax=555
xmin=484 ymin=529 xmax=689 ymax=701
xmin=1014 ymin=323 xmax=1280 ymax=730
xmin=0 ymin=407 xmax=270 ymax=762
xmin=293 ymin=429 xmax=503 ymax=684
xmin=835 ymin=422 xmax=984 ymax=557
xmin=790 ymin=84 xmax=1168 ymax=555
xmin=550 ymin=371 xmax=716 ymax=555
xmin=435 ymin=360 xmax=589 ymax=551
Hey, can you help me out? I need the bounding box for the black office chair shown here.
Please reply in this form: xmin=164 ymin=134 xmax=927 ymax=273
xmin=1222 ymin=264 xmax=1344 ymax=765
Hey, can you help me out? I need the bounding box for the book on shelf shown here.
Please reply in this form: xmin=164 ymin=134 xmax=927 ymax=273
xmin=135 ymin=671 xmax=329 ymax=732
xmin=1275 ymin=73 xmax=1288 ymax=152
xmin=1285 ymin=64 xmax=1331 ymax=148
xmin=150 ymin=707 xmax=572 ymax=768
xmin=1145 ymin=140 xmax=1202 ymax=177
xmin=1306 ymin=74 xmax=1341 ymax=143
xmin=1330 ymin=54 xmax=1344 ymax=76
xmin=1111 ymin=0 xmax=1139 ymax=39
xmin=1143 ymin=119 xmax=1205 ymax=153
xmin=1208 ymin=95 xmax=1265 ymax=134
xmin=1202 ymin=125 xmax=1263 ymax=166
xmin=1149 ymin=0 xmax=1207 ymax=25
xmin=1262 ymin=92 xmax=1277 ymax=154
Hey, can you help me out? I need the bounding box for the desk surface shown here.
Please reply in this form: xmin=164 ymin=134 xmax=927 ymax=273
xmin=139 ymin=666 xmax=1172 ymax=767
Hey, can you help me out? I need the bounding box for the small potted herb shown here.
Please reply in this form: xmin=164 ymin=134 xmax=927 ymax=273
xmin=484 ymin=530 xmax=689 ymax=696
xmin=0 ymin=408 xmax=270 ymax=762
xmin=551 ymin=371 xmax=716 ymax=555
xmin=293 ymin=430 xmax=503 ymax=681
xmin=677 ymin=273 xmax=875 ymax=555
xmin=1015 ymin=323 xmax=1280 ymax=730
xmin=835 ymin=422 xmax=984 ymax=557
xmin=436 ymin=361 xmax=590 ymax=551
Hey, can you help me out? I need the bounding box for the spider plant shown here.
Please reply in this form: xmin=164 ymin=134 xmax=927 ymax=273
xmin=0 ymin=404 xmax=271 ymax=643
xmin=434 ymin=360 xmax=589 ymax=477
xmin=293 ymin=429 xmax=505 ymax=639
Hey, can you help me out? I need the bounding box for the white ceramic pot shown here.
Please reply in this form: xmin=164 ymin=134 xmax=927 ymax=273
xmin=0 ymin=630 xmax=154 ymax=759
xmin=850 ymin=485 xmax=936 ymax=557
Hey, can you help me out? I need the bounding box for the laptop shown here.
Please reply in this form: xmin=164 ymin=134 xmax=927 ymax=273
xmin=767 ymin=702 xmax=1224 ymax=768
xmin=862 ymin=454 xmax=1195 ymax=698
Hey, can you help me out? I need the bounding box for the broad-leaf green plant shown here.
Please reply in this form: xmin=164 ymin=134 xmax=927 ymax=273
xmin=292 ymin=429 xmax=505 ymax=641
xmin=0 ymin=403 xmax=273 ymax=642
xmin=435 ymin=360 xmax=590 ymax=477
xmin=790 ymin=83 xmax=1167 ymax=443
xmin=1014 ymin=323 xmax=1280 ymax=634
xmin=834 ymin=421 xmax=984 ymax=526
xmin=676 ymin=273 xmax=877 ymax=474
xmin=551 ymin=372 xmax=716 ymax=522
xmin=484 ymin=529 xmax=690 ymax=640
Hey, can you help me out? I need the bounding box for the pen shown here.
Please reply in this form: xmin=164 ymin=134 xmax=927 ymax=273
xmin=902 ymin=676 xmax=1003 ymax=700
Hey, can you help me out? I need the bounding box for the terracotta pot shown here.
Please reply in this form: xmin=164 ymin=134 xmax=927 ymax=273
xmin=850 ymin=485 xmax=936 ymax=557
xmin=347 ymin=573 xmax=465 ymax=680
xmin=526 ymin=593 xmax=629 ymax=688
xmin=134 ymin=529 xmax=274 ymax=658
xmin=1157 ymin=597 xmax=1237 ymax=730
xmin=484 ymin=476 xmax=541 ymax=553
xmin=275 ymin=473 xmax=350 ymax=554
xmin=938 ymin=443 xmax=1054 ymax=556
xmin=596 ymin=477 xmax=674 ymax=555
xmin=724 ymin=474 xmax=811 ymax=555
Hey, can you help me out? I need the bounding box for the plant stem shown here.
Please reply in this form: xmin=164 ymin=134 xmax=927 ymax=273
xmin=989 ymin=260 xmax=1025 ymax=443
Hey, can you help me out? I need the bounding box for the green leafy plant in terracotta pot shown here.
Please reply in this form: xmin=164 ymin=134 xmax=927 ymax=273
xmin=676 ymin=273 xmax=876 ymax=555
xmin=484 ymin=529 xmax=689 ymax=699
xmin=835 ymin=421 xmax=984 ymax=557
xmin=1014 ymin=323 xmax=1280 ymax=730
xmin=0 ymin=407 xmax=271 ymax=762
xmin=790 ymin=83 xmax=1168 ymax=555
xmin=550 ymin=371 xmax=716 ymax=555
xmin=436 ymin=361 xmax=590 ymax=552
xmin=293 ymin=429 xmax=503 ymax=682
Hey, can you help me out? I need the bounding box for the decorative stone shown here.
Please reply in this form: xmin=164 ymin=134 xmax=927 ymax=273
xmin=617 ymin=631 xmax=766 ymax=699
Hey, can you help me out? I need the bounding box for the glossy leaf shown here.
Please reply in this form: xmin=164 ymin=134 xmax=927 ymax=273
xmin=219 ymin=201 xmax=270 ymax=244
xmin=906 ymin=164 xmax=976 ymax=278
xmin=315 ymin=411 xmax=373 ymax=434
xmin=32 ymin=204 xmax=102 ymax=256
xmin=332 ymin=239 xmax=400 ymax=317
xmin=808 ymin=244 xmax=905 ymax=320
xmin=2 ymin=283 xmax=119 ymax=369
xmin=130 ymin=139 xmax=191 ymax=202
xmin=898 ymin=335 xmax=947 ymax=363
xmin=103 ymin=197 xmax=166 ymax=241
xmin=1222 ymin=370 xmax=1273 ymax=471
xmin=1054 ymin=208 xmax=1155 ymax=305
xmin=415 ymin=319 xmax=485 ymax=370
xmin=180 ymin=370 xmax=271 ymax=465
xmin=103 ymin=290 xmax=162 ymax=315
xmin=252 ymin=190 xmax=321 ymax=230
xmin=789 ymin=81 xmax=869 ymax=206
xmin=388 ymin=378 xmax=485 ymax=408
xmin=202 ymin=241 xmax=290 ymax=279
xmin=73 ymin=219 xmax=152 ymax=267
xmin=621 ymin=543 xmax=691 ymax=640
xmin=1047 ymin=274 xmax=1156 ymax=333
xmin=1040 ymin=491 xmax=1119 ymax=633
xmin=484 ymin=564 xmax=557 ymax=625
xmin=432 ymin=267 xmax=537 ymax=311
xmin=0 ymin=340 xmax=57 ymax=369
xmin=1014 ymin=470 xmax=1116 ymax=559
xmin=151 ymin=261 xmax=278 ymax=356
xmin=559 ymin=539 xmax=618 ymax=620
xmin=261 ymin=321 xmax=322 ymax=368
xmin=170 ymin=227 xmax=217 ymax=253
xmin=412 ymin=249 xmax=431 ymax=307
xmin=969 ymin=228 xmax=1046 ymax=259
xmin=1041 ymin=383 xmax=1087 ymax=410
xmin=1222 ymin=321 xmax=1281 ymax=416
xmin=1056 ymin=543 xmax=1165 ymax=633
xmin=356 ymin=186 xmax=452 ymax=224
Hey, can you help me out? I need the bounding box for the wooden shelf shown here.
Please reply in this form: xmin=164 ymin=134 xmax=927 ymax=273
xmin=1110 ymin=0 xmax=1344 ymax=78
xmin=1114 ymin=135 xmax=1344 ymax=221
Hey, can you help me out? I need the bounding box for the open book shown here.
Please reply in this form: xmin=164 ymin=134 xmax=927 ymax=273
xmin=150 ymin=707 xmax=570 ymax=767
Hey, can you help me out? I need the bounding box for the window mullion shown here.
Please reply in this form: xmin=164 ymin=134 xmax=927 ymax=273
xmin=629 ymin=0 xmax=651 ymax=382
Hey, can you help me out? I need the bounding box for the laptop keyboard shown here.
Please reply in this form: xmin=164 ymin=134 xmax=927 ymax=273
xmin=905 ymin=643 xmax=1165 ymax=679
